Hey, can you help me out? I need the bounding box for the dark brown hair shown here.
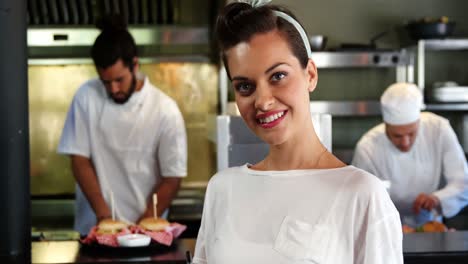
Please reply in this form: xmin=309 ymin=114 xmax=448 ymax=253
xmin=215 ymin=3 xmax=309 ymax=79
xmin=91 ymin=14 xmax=137 ymax=71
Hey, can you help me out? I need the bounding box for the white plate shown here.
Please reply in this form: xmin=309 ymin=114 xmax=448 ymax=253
xmin=117 ymin=234 xmax=151 ymax=247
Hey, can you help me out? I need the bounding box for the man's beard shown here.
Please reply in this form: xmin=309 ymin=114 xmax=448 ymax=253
xmin=109 ymin=73 xmax=137 ymax=104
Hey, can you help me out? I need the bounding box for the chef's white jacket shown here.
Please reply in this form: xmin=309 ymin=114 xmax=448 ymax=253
xmin=352 ymin=112 xmax=468 ymax=227
xmin=58 ymin=74 xmax=187 ymax=235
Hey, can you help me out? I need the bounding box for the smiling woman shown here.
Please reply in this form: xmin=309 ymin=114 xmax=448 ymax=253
xmin=192 ymin=1 xmax=403 ymax=264
xmin=227 ymin=30 xmax=316 ymax=149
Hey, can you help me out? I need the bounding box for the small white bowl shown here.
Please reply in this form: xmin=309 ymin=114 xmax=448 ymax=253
xmin=117 ymin=234 xmax=151 ymax=247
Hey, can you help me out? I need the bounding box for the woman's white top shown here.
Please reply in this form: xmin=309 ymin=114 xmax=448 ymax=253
xmin=193 ymin=164 xmax=403 ymax=264
xmin=352 ymin=112 xmax=468 ymax=227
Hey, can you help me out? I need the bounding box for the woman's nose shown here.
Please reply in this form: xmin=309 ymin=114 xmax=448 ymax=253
xmin=254 ymin=85 xmax=275 ymax=111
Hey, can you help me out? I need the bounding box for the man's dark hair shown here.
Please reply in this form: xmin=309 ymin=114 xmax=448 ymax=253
xmin=91 ymin=14 xmax=137 ymax=70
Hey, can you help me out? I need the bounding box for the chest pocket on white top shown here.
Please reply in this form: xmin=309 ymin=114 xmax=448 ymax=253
xmin=274 ymin=216 xmax=329 ymax=263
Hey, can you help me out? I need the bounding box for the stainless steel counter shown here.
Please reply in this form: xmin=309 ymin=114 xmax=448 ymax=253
xmin=32 ymin=239 xmax=196 ymax=264
xmin=403 ymin=231 xmax=468 ymax=264
xmin=31 ymin=232 xmax=468 ymax=263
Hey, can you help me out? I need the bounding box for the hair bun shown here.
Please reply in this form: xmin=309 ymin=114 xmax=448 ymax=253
xmin=96 ymin=14 xmax=128 ymax=32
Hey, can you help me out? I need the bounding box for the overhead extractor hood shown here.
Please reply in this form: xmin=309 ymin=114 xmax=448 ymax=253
xmin=27 ymin=0 xmax=215 ymax=62
xmin=27 ymin=26 xmax=211 ymax=62
xmin=27 ymin=0 xmax=184 ymax=26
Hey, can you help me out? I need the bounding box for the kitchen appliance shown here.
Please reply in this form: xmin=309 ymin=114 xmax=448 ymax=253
xmin=406 ymin=20 xmax=456 ymax=40
xmin=27 ymin=0 xmax=183 ymax=26
xmin=215 ymin=112 xmax=332 ymax=171
xmin=335 ymin=29 xmax=392 ymax=51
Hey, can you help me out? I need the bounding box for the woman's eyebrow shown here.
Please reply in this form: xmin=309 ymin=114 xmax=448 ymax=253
xmin=265 ymin=62 xmax=287 ymax=74
xmin=231 ymin=62 xmax=289 ymax=80
xmin=232 ymin=76 xmax=249 ymax=81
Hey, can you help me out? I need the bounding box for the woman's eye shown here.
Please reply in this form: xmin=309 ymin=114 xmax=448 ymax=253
xmin=234 ymin=82 xmax=255 ymax=95
xmin=271 ymin=72 xmax=287 ymax=82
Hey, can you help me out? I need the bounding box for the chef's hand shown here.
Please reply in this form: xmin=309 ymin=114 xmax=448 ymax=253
xmin=413 ymin=193 xmax=440 ymax=214
xmin=137 ymin=210 xmax=156 ymax=223
xmin=96 ymin=215 xmax=112 ymax=225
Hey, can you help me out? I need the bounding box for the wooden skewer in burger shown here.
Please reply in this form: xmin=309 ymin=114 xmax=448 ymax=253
xmin=95 ymin=190 xmax=129 ymax=235
xmin=138 ymin=193 xmax=170 ymax=232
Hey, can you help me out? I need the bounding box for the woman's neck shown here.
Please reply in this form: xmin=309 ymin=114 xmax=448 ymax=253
xmin=263 ymin=120 xmax=328 ymax=170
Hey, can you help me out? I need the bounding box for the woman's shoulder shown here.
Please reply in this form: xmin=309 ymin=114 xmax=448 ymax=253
xmin=206 ymin=165 xmax=246 ymax=191
xmin=339 ymin=167 xmax=399 ymax=223
xmin=342 ymin=166 xmax=388 ymax=195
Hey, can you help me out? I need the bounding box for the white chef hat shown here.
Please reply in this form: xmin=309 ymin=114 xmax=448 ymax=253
xmin=380 ymin=82 xmax=423 ymax=125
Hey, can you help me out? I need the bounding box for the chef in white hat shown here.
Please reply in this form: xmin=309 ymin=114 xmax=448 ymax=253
xmin=352 ymin=82 xmax=468 ymax=227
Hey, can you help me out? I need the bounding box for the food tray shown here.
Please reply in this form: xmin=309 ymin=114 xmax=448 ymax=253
xmin=80 ymin=240 xmax=177 ymax=257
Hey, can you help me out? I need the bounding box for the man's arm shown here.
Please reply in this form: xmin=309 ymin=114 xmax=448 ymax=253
xmin=71 ymin=155 xmax=111 ymax=222
xmin=139 ymin=177 xmax=182 ymax=220
xmin=138 ymin=99 xmax=186 ymax=221
xmin=431 ymin=119 xmax=468 ymax=217
xmin=138 ymin=99 xmax=187 ymax=220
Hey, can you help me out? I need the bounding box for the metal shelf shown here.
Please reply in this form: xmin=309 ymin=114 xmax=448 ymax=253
xmin=309 ymin=100 xmax=381 ymax=116
xmin=227 ymin=101 xmax=381 ymax=117
xmin=227 ymin=101 xmax=467 ymax=116
xmin=313 ymin=101 xmax=468 ymax=114
xmin=415 ymin=39 xmax=468 ymax=103
xmin=311 ymin=50 xmax=412 ymax=68
xmin=425 ymin=103 xmax=468 ymax=111
xmin=421 ymin=39 xmax=468 ymax=51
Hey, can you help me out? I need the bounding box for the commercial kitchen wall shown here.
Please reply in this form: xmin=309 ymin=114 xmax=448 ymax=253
xmin=30 ymin=0 xmax=468 ymax=230
xmin=278 ymin=0 xmax=468 ymax=48
xmin=275 ymin=0 xmax=468 ymax=159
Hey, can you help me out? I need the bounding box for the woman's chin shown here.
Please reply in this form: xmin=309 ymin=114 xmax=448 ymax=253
xmin=260 ymin=135 xmax=288 ymax=147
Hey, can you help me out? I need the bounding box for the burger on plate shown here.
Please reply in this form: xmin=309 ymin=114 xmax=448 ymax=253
xmin=96 ymin=219 xmax=129 ymax=235
xmin=138 ymin=217 xmax=170 ymax=232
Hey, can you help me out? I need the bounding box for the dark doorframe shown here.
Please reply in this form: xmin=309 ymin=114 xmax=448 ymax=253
xmin=0 ymin=0 xmax=30 ymax=263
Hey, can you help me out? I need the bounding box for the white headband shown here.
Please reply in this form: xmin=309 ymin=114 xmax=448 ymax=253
xmin=238 ymin=0 xmax=271 ymax=7
xmin=237 ymin=0 xmax=313 ymax=58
